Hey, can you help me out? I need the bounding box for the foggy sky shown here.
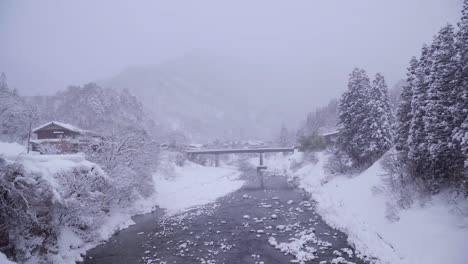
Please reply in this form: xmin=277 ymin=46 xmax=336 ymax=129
xmin=0 ymin=0 xmax=463 ymax=98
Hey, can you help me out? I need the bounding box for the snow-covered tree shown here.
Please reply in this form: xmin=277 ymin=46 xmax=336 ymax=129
xmin=31 ymin=82 xmax=156 ymax=138
xmin=0 ymin=72 xmax=7 ymax=91
xmin=301 ymin=99 xmax=339 ymax=135
xmin=407 ymin=44 xmax=433 ymax=178
xmin=277 ymin=124 xmax=291 ymax=147
xmin=454 ymin=0 xmax=468 ymax=169
xmin=337 ymin=68 xmax=373 ymax=165
xmin=395 ymin=13 xmax=468 ymax=193
xmin=0 ymin=73 xmax=37 ymax=143
xmin=454 ymin=116 xmax=468 ymax=159
xmin=85 ymin=126 xmax=159 ymax=206
xmin=455 ymin=0 xmax=468 ymax=122
xmin=366 ymin=73 xmax=394 ymax=157
xmin=423 ymin=24 xmax=465 ymax=187
xmin=396 ymin=57 xmax=418 ymax=157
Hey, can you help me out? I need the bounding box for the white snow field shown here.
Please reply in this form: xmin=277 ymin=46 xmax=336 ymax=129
xmin=266 ymin=151 xmax=468 ymax=264
xmin=153 ymin=161 xmax=244 ymax=215
xmin=0 ymin=141 xmax=28 ymax=157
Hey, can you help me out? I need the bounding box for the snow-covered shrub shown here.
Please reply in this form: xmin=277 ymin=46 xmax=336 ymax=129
xmin=85 ymin=127 xmax=159 ymax=206
xmin=0 ymin=155 xmax=112 ymax=263
xmin=381 ymin=153 xmax=413 ymax=202
xmin=190 ymin=153 xmax=209 ymax=166
xmin=53 ymin=167 xmax=110 ymax=236
xmin=297 ymin=132 xmax=326 ymax=152
xmin=174 ymin=152 xmax=187 ymax=166
xmin=324 ymin=149 xmax=355 ymax=175
xmin=34 ymin=142 xmax=60 ymax=154
xmin=379 ymin=151 xmax=435 ymax=221
xmin=0 ymin=158 xmax=56 ymax=262
xmin=0 ymin=74 xmax=39 ymax=144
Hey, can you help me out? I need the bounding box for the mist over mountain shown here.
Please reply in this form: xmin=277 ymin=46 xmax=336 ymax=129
xmin=0 ymin=56 xmax=64 ymax=96
xmin=102 ymin=55 xmax=319 ymax=142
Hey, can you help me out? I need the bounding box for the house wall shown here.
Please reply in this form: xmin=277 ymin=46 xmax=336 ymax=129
xmin=35 ymin=124 xmax=79 ymax=139
xmin=323 ymin=133 xmax=339 ymax=145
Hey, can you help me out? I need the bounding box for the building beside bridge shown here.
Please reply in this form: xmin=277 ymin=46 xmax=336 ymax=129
xmin=31 ymin=121 xmax=101 ymax=154
xmin=321 ymin=130 xmax=340 ymax=145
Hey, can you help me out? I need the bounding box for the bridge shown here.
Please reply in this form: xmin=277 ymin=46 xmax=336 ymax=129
xmin=186 ymin=147 xmax=295 ymax=168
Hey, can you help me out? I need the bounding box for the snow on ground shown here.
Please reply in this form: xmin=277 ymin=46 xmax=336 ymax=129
xmin=153 ymin=161 xmax=244 ymax=215
xmin=268 ymin=228 xmax=318 ymax=263
xmin=0 ymin=141 xmax=27 ymax=158
xmin=276 ymin=151 xmax=468 ymax=264
xmin=0 ymin=252 xmax=16 ymax=264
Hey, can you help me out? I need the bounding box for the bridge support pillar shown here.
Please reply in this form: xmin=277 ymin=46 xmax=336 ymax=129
xmin=215 ymin=154 xmax=219 ymax=167
xmin=259 ymin=152 xmax=264 ymax=166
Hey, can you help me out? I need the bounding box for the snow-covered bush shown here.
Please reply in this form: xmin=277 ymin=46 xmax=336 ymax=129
xmin=0 ymin=74 xmax=39 ymax=144
xmin=0 ymin=158 xmax=56 ymax=262
xmin=297 ymin=132 xmax=326 ymax=152
xmin=34 ymin=142 xmax=60 ymax=154
xmin=85 ymin=127 xmax=159 ymax=207
xmin=174 ymin=152 xmax=187 ymax=166
xmin=324 ymin=149 xmax=355 ymax=174
xmin=0 ymin=154 xmax=113 ymax=263
xmin=54 ymin=167 xmax=110 ymax=234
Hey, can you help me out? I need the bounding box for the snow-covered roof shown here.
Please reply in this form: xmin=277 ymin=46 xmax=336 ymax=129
xmin=32 ymin=121 xmax=92 ymax=135
xmin=321 ymin=130 xmax=340 ymax=137
xmin=244 ymin=140 xmax=265 ymax=146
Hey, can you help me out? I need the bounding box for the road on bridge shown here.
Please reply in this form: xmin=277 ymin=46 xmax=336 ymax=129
xmin=82 ymin=169 xmax=369 ymax=264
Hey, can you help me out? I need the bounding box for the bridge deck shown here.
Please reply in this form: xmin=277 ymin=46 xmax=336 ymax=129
xmin=186 ymin=147 xmax=294 ymax=155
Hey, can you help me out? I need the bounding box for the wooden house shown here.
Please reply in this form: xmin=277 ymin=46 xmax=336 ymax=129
xmin=31 ymin=121 xmax=100 ymax=154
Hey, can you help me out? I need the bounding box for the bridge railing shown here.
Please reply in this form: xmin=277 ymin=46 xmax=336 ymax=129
xmin=186 ymin=147 xmax=295 ymax=167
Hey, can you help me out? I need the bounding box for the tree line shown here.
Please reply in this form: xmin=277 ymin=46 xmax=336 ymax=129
xmin=334 ymin=1 xmax=468 ymax=194
xmin=0 ymin=78 xmax=161 ymax=262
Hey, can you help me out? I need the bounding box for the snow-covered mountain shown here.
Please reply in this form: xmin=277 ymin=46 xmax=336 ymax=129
xmin=102 ymin=55 xmax=307 ymax=142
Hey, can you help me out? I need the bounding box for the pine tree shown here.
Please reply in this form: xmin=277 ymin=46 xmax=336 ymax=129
xmin=407 ymin=44 xmax=433 ymax=179
xmin=277 ymin=124 xmax=290 ymax=147
xmin=455 ymin=0 xmax=468 ymax=117
xmin=366 ymin=73 xmax=394 ymax=158
xmin=396 ymin=57 xmax=418 ymax=157
xmin=423 ymin=24 xmax=464 ymax=188
xmin=0 ymin=72 xmax=7 ymax=91
xmin=453 ymin=0 xmax=468 ymax=167
xmin=455 ymin=116 xmax=468 ymax=158
xmin=337 ymin=68 xmax=372 ymax=165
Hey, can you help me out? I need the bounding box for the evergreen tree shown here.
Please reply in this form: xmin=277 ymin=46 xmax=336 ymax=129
xmin=455 ymin=0 xmax=468 ymax=116
xmin=396 ymin=57 xmax=418 ymax=157
xmin=0 ymin=72 xmax=7 ymax=91
xmin=423 ymin=24 xmax=464 ymax=187
xmin=453 ymin=0 xmax=468 ymax=168
xmin=337 ymin=68 xmax=372 ymax=165
xmin=407 ymin=44 xmax=433 ymax=178
xmin=366 ymin=73 xmax=394 ymax=158
xmin=454 ymin=116 xmax=468 ymax=159
xmin=277 ymin=124 xmax=290 ymax=147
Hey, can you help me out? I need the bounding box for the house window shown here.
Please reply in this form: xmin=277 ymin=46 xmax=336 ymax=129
xmin=53 ymin=131 xmax=64 ymax=139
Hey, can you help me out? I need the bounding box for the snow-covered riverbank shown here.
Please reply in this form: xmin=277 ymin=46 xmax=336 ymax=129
xmin=265 ymin=151 xmax=468 ymax=264
xmin=0 ymin=142 xmax=244 ymax=263
xmin=153 ymin=161 xmax=244 ymax=215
